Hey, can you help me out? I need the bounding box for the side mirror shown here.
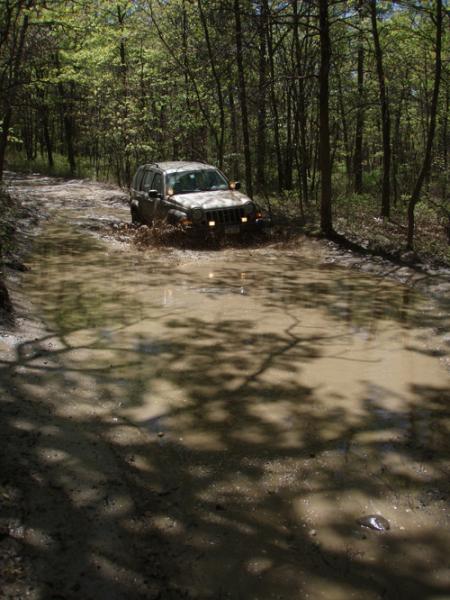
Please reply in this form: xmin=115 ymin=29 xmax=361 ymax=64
xmin=230 ymin=181 xmax=241 ymax=191
xmin=148 ymin=189 xmax=159 ymax=199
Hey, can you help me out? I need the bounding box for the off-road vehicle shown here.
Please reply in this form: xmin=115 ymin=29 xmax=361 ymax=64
xmin=129 ymin=161 xmax=269 ymax=234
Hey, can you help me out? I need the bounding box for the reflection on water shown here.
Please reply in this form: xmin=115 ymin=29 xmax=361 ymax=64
xmin=6 ymin=215 xmax=450 ymax=599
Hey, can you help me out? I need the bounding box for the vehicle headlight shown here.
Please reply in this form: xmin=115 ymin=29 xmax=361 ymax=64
xmin=243 ymin=202 xmax=255 ymax=216
xmin=191 ymin=207 xmax=203 ymax=223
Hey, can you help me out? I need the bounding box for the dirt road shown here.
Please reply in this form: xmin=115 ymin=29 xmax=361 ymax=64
xmin=1 ymin=174 xmax=449 ymax=599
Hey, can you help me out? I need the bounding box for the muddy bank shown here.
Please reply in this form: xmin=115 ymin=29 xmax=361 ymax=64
xmin=0 ymin=187 xmax=22 ymax=320
xmin=0 ymin=174 xmax=132 ymax=599
xmin=322 ymin=238 xmax=450 ymax=313
xmin=1 ymin=173 xmax=450 ymax=599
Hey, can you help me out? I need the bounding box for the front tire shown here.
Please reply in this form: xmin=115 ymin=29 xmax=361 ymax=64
xmin=130 ymin=205 xmax=139 ymax=224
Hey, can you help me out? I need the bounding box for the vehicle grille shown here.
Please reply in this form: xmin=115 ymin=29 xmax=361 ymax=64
xmin=205 ymin=207 xmax=245 ymax=225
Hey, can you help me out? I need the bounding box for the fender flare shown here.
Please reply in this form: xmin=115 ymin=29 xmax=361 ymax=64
xmin=167 ymin=209 xmax=188 ymax=225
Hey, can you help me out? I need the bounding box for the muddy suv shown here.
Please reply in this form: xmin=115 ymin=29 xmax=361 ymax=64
xmin=129 ymin=161 xmax=268 ymax=234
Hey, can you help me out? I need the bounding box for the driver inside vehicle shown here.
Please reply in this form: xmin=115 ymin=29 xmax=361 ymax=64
xmin=174 ymin=173 xmax=196 ymax=193
xmin=168 ymin=169 xmax=229 ymax=194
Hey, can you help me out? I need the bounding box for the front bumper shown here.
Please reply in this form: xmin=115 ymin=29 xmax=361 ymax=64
xmin=187 ymin=217 xmax=271 ymax=235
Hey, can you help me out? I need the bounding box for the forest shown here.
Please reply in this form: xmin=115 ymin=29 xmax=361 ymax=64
xmin=0 ymin=0 xmax=449 ymax=258
xmin=1 ymin=3 xmax=450 ymax=598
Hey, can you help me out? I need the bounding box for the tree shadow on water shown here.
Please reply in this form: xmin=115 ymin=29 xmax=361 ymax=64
xmin=0 ymin=247 xmax=449 ymax=599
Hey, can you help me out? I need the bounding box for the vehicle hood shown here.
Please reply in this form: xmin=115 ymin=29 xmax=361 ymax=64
xmin=171 ymin=190 xmax=251 ymax=210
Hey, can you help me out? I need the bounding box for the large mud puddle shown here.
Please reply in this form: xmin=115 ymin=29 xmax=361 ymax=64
xmin=1 ymin=175 xmax=449 ymax=599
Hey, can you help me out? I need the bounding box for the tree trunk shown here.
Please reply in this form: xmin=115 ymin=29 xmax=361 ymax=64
xmin=0 ymin=8 xmax=30 ymax=180
xmin=265 ymin=0 xmax=283 ymax=193
xmin=293 ymin=106 xmax=305 ymax=215
xmin=370 ymin=0 xmax=391 ymax=218
xmin=255 ymin=1 xmax=267 ymax=193
xmin=336 ymin=70 xmax=351 ymax=184
xmin=21 ymin=106 xmax=34 ymax=161
xmin=228 ymin=80 xmax=240 ymax=181
xmin=392 ymin=89 xmax=405 ymax=206
xmin=293 ymin=0 xmax=309 ymax=206
xmin=198 ymin=0 xmax=225 ymax=168
xmin=353 ymin=0 xmax=365 ymax=194
xmin=319 ymin=0 xmax=333 ymax=236
xmin=233 ymin=0 xmax=253 ymax=198
xmin=407 ymin=0 xmax=442 ymax=250
xmin=0 ymin=109 xmax=12 ymax=181
xmin=64 ymin=111 xmax=76 ymax=175
xmin=42 ymin=106 xmax=54 ymax=169
xmin=117 ymin=5 xmax=131 ymax=186
xmin=55 ymin=51 xmax=77 ymax=175
xmin=284 ymin=87 xmax=293 ymax=190
xmin=440 ymin=86 xmax=448 ymax=202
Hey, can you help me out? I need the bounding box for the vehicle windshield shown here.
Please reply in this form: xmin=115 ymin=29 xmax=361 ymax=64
xmin=166 ymin=169 xmax=228 ymax=194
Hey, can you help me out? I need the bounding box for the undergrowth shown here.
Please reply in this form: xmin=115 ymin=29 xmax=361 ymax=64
xmin=258 ymin=190 xmax=450 ymax=267
xmin=5 ymin=152 xmax=118 ymax=183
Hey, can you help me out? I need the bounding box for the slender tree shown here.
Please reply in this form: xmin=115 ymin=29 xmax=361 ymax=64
xmin=407 ymin=0 xmax=443 ymax=250
xmin=0 ymin=0 xmax=32 ymax=180
xmin=370 ymin=0 xmax=391 ymax=218
xmin=197 ymin=0 xmax=225 ymax=168
xmin=233 ymin=0 xmax=253 ymax=197
xmin=255 ymin=0 xmax=267 ymax=193
xmin=353 ymin=0 xmax=365 ymax=194
xmin=319 ymin=0 xmax=333 ymax=236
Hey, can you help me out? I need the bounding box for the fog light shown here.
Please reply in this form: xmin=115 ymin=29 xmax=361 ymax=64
xmin=208 ymin=220 xmax=215 ymax=227
xmin=241 ymin=216 xmax=248 ymax=223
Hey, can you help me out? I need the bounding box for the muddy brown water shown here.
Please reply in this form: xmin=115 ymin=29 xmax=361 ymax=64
xmin=1 ymin=174 xmax=449 ymax=599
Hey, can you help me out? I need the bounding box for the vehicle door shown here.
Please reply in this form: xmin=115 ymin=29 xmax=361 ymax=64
xmin=139 ymin=168 xmax=156 ymax=224
xmin=130 ymin=167 xmax=145 ymax=212
xmin=151 ymin=172 xmax=166 ymax=221
xmin=131 ymin=167 xmax=145 ymax=197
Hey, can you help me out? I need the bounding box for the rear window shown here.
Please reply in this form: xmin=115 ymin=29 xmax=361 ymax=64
xmin=141 ymin=170 xmax=154 ymax=191
xmin=132 ymin=168 xmax=145 ymax=190
xmin=152 ymin=173 xmax=163 ymax=194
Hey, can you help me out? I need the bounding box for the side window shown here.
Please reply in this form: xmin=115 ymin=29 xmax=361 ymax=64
xmin=141 ymin=169 xmax=154 ymax=191
xmin=132 ymin=168 xmax=144 ymax=190
xmin=152 ymin=173 xmax=163 ymax=195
